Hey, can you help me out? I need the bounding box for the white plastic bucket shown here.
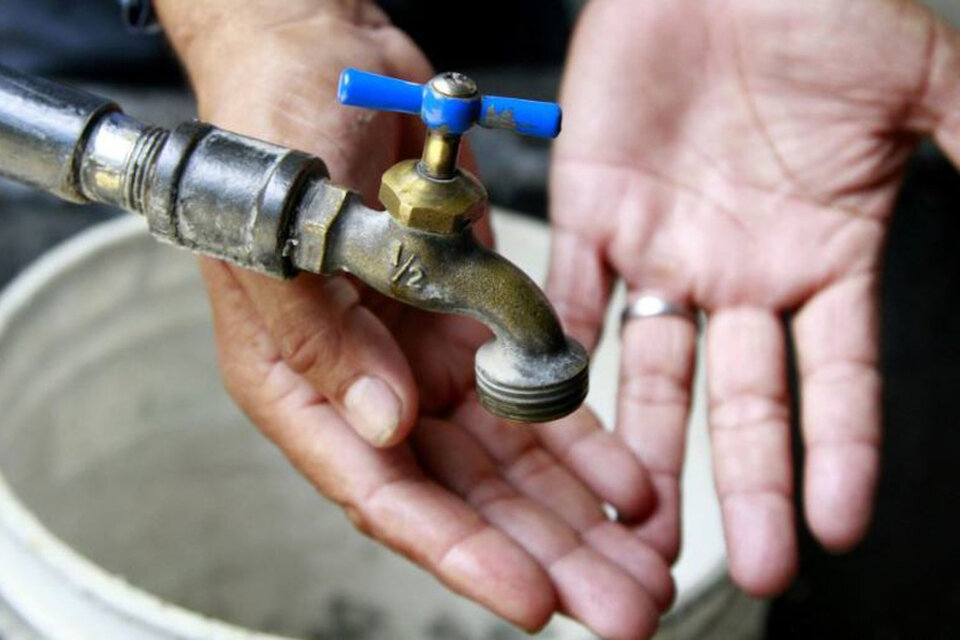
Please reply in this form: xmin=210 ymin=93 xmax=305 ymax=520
xmin=0 ymin=211 xmax=765 ymax=639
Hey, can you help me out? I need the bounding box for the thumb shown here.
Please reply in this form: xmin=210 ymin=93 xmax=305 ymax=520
xmin=200 ymin=259 xmax=418 ymax=448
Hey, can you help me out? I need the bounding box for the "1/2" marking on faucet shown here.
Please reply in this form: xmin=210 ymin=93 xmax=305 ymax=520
xmin=390 ymin=240 xmax=425 ymax=287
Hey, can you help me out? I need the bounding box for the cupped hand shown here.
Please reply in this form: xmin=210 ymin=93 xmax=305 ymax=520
xmin=549 ymin=0 xmax=960 ymax=596
xmin=157 ymin=2 xmax=674 ymax=637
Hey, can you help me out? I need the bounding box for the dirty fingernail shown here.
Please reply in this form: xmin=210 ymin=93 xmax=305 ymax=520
xmin=343 ymin=376 xmax=402 ymax=446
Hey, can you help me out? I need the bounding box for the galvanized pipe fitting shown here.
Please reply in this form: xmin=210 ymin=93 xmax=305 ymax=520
xmin=140 ymin=121 xmax=328 ymax=277
xmin=0 ymin=64 xmax=588 ymax=423
xmin=0 ymin=65 xmax=118 ymax=202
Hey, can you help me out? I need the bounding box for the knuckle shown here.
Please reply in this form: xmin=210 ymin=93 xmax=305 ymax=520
xmin=711 ymin=392 xmax=788 ymax=432
xmin=278 ymin=326 xmax=341 ymax=378
xmin=505 ymin=447 xmax=556 ymax=486
xmin=218 ymin=368 xmax=245 ymax=405
xmin=804 ymin=359 xmax=879 ymax=387
xmin=621 ymin=372 xmax=691 ymax=408
xmin=213 ymin=355 xmax=254 ymax=411
xmin=343 ymin=503 xmax=375 ymax=539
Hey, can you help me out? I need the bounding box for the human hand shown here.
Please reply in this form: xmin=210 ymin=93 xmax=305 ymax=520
xmin=549 ymin=0 xmax=960 ymax=596
xmin=156 ymin=2 xmax=674 ymax=637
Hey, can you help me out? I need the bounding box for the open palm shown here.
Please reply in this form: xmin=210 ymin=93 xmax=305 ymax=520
xmin=171 ymin=7 xmax=673 ymax=639
xmin=548 ymin=0 xmax=960 ymax=596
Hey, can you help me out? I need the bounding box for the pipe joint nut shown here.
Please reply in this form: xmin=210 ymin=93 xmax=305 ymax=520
xmin=144 ymin=122 xmax=328 ymax=277
xmin=378 ymin=159 xmax=486 ymax=234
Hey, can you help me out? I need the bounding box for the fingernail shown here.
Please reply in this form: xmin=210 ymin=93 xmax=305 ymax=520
xmin=343 ymin=376 xmax=402 ymax=446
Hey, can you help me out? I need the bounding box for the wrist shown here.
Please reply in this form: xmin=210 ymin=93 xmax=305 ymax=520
xmin=155 ymin=0 xmax=386 ymax=78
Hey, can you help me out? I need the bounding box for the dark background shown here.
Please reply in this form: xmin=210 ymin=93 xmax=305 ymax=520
xmin=1 ymin=1 xmax=960 ymax=638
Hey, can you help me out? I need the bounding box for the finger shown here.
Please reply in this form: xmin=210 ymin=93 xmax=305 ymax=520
xmin=393 ymin=312 xmax=489 ymax=416
xmin=793 ymin=274 xmax=881 ymax=551
xmin=200 ymin=259 xmax=555 ymax=631
xmin=452 ymin=400 xmax=612 ymax=529
xmin=535 ymin=408 xmax=656 ymax=521
xmin=917 ymin=8 xmax=960 ymax=167
xmin=227 ymin=266 xmax=418 ymax=448
xmin=617 ymin=305 xmax=698 ymax=563
xmin=545 ymin=226 xmax=614 ymax=351
xmin=422 ymin=386 xmax=648 ymax=518
xmin=451 ymin=401 xmax=674 ymax=612
xmin=415 ymin=419 xmax=661 ymax=639
xmin=581 ymin=520 xmax=676 ymax=612
xmin=707 ymin=308 xmax=797 ymax=597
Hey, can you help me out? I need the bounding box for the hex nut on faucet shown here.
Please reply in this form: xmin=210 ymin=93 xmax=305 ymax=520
xmin=378 ymin=159 xmax=486 ymax=234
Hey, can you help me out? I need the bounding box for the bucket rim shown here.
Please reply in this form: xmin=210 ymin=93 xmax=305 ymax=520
xmin=0 ymin=215 xmax=291 ymax=640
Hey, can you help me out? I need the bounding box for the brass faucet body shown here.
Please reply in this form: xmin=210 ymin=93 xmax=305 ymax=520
xmin=294 ymin=175 xmax=588 ymax=422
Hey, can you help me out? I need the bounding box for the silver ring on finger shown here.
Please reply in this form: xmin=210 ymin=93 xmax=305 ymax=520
xmin=620 ymin=294 xmax=701 ymax=332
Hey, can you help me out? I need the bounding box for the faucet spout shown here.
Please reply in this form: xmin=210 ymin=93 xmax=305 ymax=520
xmin=330 ymin=196 xmax=565 ymax=353
xmin=292 ymin=188 xmax=589 ymax=423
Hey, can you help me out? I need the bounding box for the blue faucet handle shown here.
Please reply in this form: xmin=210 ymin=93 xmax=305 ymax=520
xmin=478 ymin=95 xmax=562 ymax=139
xmin=337 ymin=69 xmax=423 ymax=116
xmin=337 ymin=68 xmax=562 ymax=140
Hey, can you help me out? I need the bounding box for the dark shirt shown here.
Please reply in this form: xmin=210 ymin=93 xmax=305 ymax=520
xmin=0 ymin=0 xmax=180 ymax=84
xmin=0 ymin=0 xmax=570 ymax=85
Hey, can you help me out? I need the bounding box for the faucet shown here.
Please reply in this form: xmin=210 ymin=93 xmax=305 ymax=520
xmin=0 ymin=65 xmax=588 ymax=423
